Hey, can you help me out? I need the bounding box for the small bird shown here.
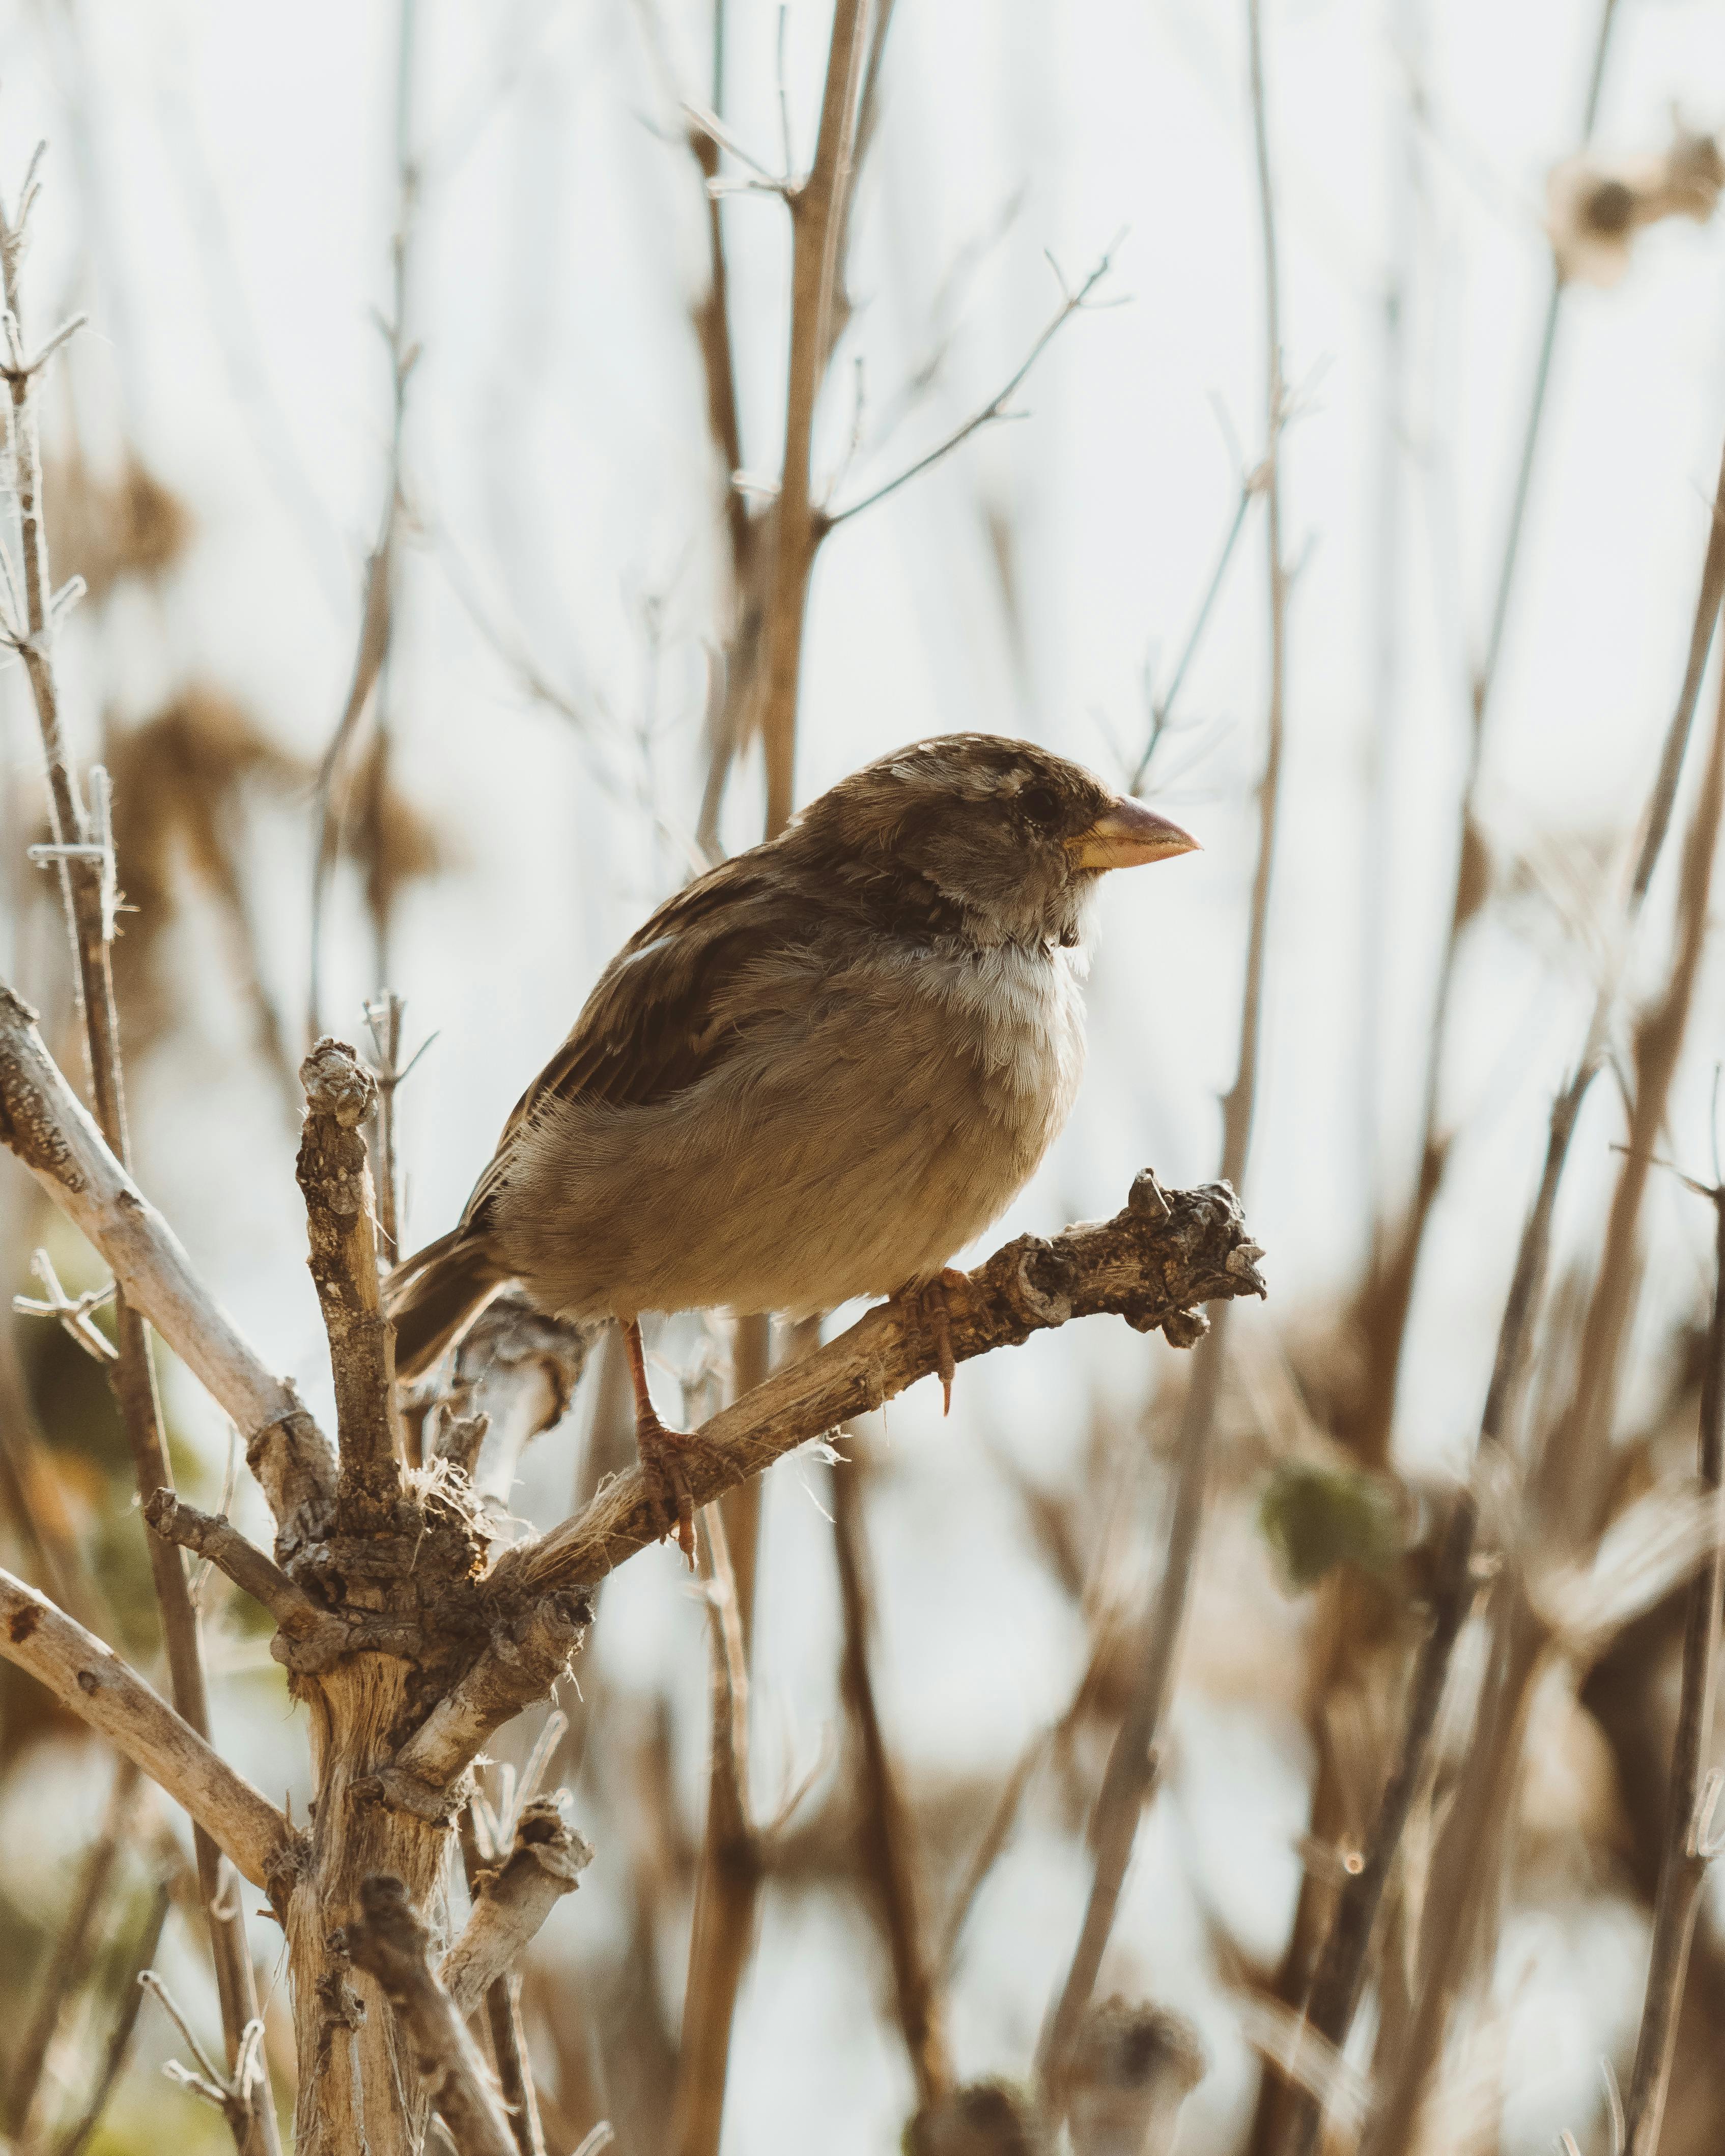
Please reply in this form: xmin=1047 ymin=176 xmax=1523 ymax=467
xmin=386 ymin=734 xmax=1197 ymax=1556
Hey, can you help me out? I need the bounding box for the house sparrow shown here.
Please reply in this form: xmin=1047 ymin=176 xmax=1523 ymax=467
xmin=386 ymin=734 xmax=1197 ymax=1556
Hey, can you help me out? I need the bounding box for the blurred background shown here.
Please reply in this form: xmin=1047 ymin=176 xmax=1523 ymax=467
xmin=6 ymin=0 xmax=1725 ymax=2150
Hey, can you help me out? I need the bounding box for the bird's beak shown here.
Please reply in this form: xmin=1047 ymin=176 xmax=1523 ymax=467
xmin=1065 ymin=796 xmax=1200 ymax=872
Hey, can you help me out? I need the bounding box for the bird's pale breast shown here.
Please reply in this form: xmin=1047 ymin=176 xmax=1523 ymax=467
xmin=490 ymin=935 xmax=1087 ymax=1321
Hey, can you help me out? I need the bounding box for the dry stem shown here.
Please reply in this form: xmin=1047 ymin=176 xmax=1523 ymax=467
xmin=1622 ymin=1190 xmax=1725 ymax=2155
xmin=832 ymin=1444 xmax=952 ymax=2106
xmin=756 ymin=0 xmax=870 ymax=833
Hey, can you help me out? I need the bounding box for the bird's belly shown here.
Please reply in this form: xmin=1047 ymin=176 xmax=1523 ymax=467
xmin=493 ymin=948 xmax=1086 ymax=1320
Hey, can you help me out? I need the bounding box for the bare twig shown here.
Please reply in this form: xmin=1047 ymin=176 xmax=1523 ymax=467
xmin=832 ymin=1444 xmax=952 ymax=2106
xmin=51 ymin=1878 xmax=172 ymax=2156
xmin=492 ymin=1175 xmax=1264 ymax=1599
xmin=0 ymin=1568 xmax=296 ymax=1894
xmin=309 ymin=0 xmax=420 ymax=1039
xmin=1129 ymin=476 xmax=1255 ymax=795
xmin=755 ymin=0 xmax=871 ymax=834
xmin=822 ymin=246 xmax=1118 ymax=528
xmin=6 ymin=1756 xmax=140 ymax=2136
xmin=1622 ymin=1190 xmax=1725 ymax=2154
xmin=1038 ymin=2 xmax=1288 ymax=2085
xmin=1353 ymin=0 xmax=1624 ymax=1461
xmin=140 ymin=1972 xmax=269 ymax=2148
xmin=337 ymin=1875 xmax=517 ymax=2156
xmin=668 ymin=1501 xmax=765 ymax=2156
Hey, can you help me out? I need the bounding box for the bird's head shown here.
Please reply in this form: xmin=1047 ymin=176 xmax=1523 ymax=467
xmin=790 ymin=733 xmax=1199 ymax=949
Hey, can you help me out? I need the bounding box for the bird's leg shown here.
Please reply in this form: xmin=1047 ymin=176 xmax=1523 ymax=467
xmin=621 ymin=1317 xmax=697 ymax=1567
xmin=895 ymin=1268 xmax=971 ymax=1415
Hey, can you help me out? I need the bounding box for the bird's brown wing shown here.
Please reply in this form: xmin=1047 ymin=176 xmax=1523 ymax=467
xmin=463 ymin=854 xmax=811 ymax=1223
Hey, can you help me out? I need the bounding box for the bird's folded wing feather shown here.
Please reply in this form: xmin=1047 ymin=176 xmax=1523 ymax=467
xmin=464 ymin=857 xmax=816 ymax=1220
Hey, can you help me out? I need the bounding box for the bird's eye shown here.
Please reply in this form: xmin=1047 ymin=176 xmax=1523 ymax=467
xmin=1019 ymin=782 xmax=1060 ymax=826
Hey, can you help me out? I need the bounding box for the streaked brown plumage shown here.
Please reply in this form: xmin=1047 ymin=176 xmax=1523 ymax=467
xmin=386 ymin=733 xmax=1197 ymax=1552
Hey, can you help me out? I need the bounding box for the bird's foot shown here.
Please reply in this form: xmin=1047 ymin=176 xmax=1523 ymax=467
xmin=897 ymin=1268 xmax=971 ymax=1415
xmin=636 ymin=1410 xmax=697 ymax=1568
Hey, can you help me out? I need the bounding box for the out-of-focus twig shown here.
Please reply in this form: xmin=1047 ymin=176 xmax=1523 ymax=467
xmin=756 ymin=0 xmax=871 ymax=834
xmin=832 ymin=1442 xmax=952 ymax=2106
xmin=821 ymin=245 xmax=1118 ymax=529
xmin=1621 ymin=1193 xmax=1725 ymax=2155
xmin=308 ymin=0 xmax=420 ymax=1039
xmin=667 ymin=1499 xmax=763 ymax=2156
xmin=1354 ymin=0 xmax=1623 ymax=1461
xmin=6 ymin=1756 xmax=140 ymax=2137
xmin=1038 ymin=0 xmax=1288 ymax=2087
xmin=52 ymin=1876 xmax=173 ymax=2156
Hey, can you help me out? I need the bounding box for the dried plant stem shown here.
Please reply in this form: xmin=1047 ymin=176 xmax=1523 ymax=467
xmin=1278 ymin=1069 xmax=1595 ymax=2156
xmin=668 ymin=1500 xmax=764 ymax=2156
xmin=757 ymin=0 xmax=870 ymax=834
xmin=832 ymin=1445 xmax=952 ymax=2106
xmin=52 ymin=1876 xmax=173 ymax=2156
xmin=1537 ymin=631 xmax=1725 ymax=1547
xmin=1039 ymin=1329 xmax=1223 ymax=2086
xmin=1623 ymin=1192 xmax=1725 ymax=2156
xmin=1354 ymin=0 xmax=1622 ymax=1461
xmin=1039 ymin=0 xmax=1288 ymax=2084
xmin=1276 ymin=395 xmax=1725 ymax=2154
xmin=0 ymin=164 xmax=277 ymax=2154
xmin=309 ymin=0 xmax=418 ymax=1039
xmin=6 ymin=1755 xmax=140 ymax=2136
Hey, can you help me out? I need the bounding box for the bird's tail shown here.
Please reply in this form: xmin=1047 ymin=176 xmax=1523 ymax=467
xmin=385 ymin=1229 xmax=507 ymax=1381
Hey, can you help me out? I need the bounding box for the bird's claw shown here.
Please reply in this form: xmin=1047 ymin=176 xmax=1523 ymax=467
xmin=900 ymin=1268 xmax=968 ymax=1415
xmin=636 ymin=1411 xmax=697 ymax=1568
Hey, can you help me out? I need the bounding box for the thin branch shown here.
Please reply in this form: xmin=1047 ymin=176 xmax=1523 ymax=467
xmin=1353 ymin=0 xmax=1624 ymax=1462
xmin=1621 ymin=1201 xmax=1725 ymax=2154
xmin=0 ymin=1569 xmax=297 ymax=1896
xmin=756 ymin=0 xmax=871 ymax=835
xmin=823 ymin=246 xmax=1117 ymax=529
xmin=491 ymin=1175 xmax=1264 ymax=1599
xmin=309 ymin=0 xmax=421 ymax=1040
xmin=832 ymin=1444 xmax=952 ymax=2106
xmin=1280 ymin=312 xmax=1725 ymax=2156
xmin=668 ymin=1501 xmax=765 ymax=2156
xmin=143 ymin=1490 xmax=350 ymax=1655
xmin=337 ymin=1875 xmax=517 ymax=2156
xmin=6 ymin=1756 xmax=140 ymax=2136
xmin=1129 ymin=477 xmax=1255 ymax=794
xmin=0 ymin=980 xmax=337 ymax=1547
xmin=1038 ymin=3 xmax=1289 ymax=2088
xmin=51 ymin=1877 xmax=172 ymax=2156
